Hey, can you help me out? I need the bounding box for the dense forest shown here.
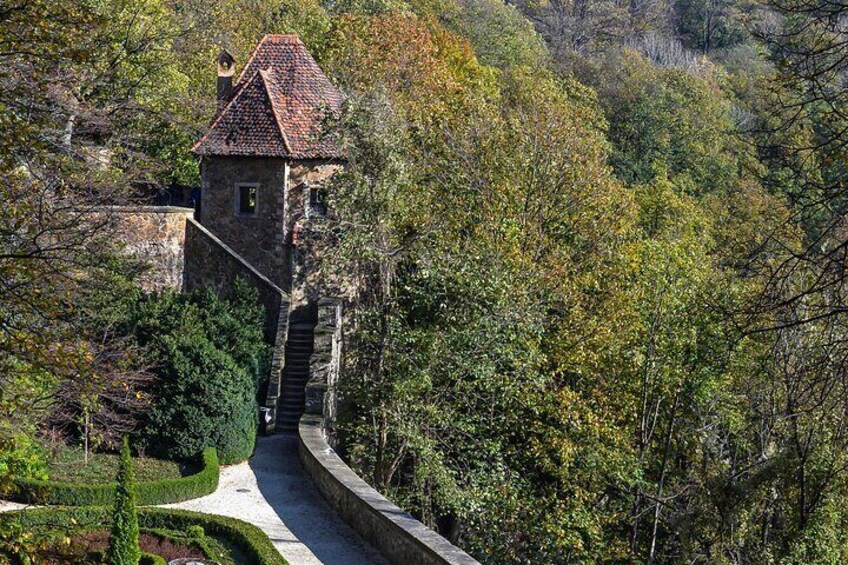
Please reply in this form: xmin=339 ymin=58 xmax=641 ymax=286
xmin=3 ymin=0 xmax=848 ymax=562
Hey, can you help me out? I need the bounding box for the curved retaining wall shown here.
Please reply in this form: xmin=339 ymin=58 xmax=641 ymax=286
xmin=298 ymin=415 xmax=480 ymax=565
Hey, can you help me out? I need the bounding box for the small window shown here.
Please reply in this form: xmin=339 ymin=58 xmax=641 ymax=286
xmin=235 ymin=183 xmax=258 ymax=216
xmin=306 ymin=185 xmax=327 ymax=216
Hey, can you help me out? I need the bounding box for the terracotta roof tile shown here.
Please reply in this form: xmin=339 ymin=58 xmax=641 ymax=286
xmin=193 ymin=35 xmax=343 ymax=159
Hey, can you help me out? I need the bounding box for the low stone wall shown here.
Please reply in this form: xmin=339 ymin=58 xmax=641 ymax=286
xmin=304 ymin=299 xmax=342 ymax=429
xmin=298 ymin=300 xmax=479 ymax=565
xmin=107 ymin=206 xmax=194 ymax=292
xmin=299 ymin=416 xmax=480 ymax=565
xmin=265 ymin=304 xmax=290 ymax=434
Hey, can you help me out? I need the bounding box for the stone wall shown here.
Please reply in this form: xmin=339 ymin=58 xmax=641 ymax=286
xmin=298 ymin=300 xmax=480 ymax=565
xmin=200 ymin=156 xmax=290 ymax=289
xmin=108 ymin=206 xmax=193 ymax=292
xmin=287 ymin=160 xmax=341 ymax=318
xmin=184 ymin=218 xmax=289 ymax=340
xmin=304 ymin=299 xmax=342 ymax=430
xmin=184 ymin=218 xmax=291 ymax=426
xmin=299 ymin=416 xmax=481 ymax=565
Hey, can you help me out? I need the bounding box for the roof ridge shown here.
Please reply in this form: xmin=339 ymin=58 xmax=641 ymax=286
xmin=235 ymin=34 xmax=304 ymax=85
xmin=259 ymin=67 xmax=293 ymax=155
xmin=262 ymin=33 xmax=301 ymax=42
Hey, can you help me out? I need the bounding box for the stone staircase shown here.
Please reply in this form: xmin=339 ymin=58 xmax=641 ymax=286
xmin=276 ymin=322 xmax=316 ymax=433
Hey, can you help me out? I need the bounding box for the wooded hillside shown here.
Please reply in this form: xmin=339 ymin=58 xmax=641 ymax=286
xmin=3 ymin=0 xmax=848 ymax=563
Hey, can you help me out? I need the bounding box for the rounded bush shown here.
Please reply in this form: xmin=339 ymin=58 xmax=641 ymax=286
xmin=11 ymin=448 xmax=219 ymax=506
xmin=186 ymin=524 xmax=205 ymax=539
xmin=142 ymin=336 xmax=257 ymax=465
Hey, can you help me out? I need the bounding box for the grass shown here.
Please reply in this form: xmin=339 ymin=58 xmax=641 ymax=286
xmin=46 ymin=445 xmax=195 ymax=483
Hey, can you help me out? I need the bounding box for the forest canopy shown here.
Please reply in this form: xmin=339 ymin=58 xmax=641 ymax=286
xmin=3 ymin=0 xmax=848 ymax=563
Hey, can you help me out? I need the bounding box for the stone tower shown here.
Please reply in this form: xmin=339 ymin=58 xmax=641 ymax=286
xmin=193 ymin=35 xmax=343 ymax=296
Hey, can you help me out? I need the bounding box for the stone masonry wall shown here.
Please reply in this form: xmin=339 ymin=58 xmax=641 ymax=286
xmin=299 ymin=417 xmax=481 ymax=565
xmin=184 ymin=218 xmax=291 ymax=425
xmin=304 ymin=299 xmax=343 ymax=432
xmin=108 ymin=206 xmax=193 ymax=292
xmin=288 ymin=160 xmax=342 ymax=317
xmin=200 ymin=156 xmax=290 ymax=289
xmin=184 ymin=218 xmax=288 ymax=339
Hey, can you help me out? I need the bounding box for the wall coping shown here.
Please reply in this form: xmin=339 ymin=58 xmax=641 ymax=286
xmin=186 ymin=218 xmax=288 ymax=298
xmin=298 ymin=415 xmax=481 ymax=565
xmin=95 ymin=205 xmax=195 ymax=214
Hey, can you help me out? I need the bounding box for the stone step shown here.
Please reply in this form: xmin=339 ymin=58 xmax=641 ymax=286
xmin=276 ymin=421 xmax=299 ymax=432
xmin=276 ymin=415 xmax=302 ymax=428
xmin=284 ymin=359 xmax=311 ymax=366
xmin=275 ymin=320 xmax=317 ymax=431
xmin=282 ymin=376 xmax=307 ymax=383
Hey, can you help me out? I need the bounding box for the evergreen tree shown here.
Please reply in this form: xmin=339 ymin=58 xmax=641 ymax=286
xmin=105 ymin=438 xmax=141 ymax=565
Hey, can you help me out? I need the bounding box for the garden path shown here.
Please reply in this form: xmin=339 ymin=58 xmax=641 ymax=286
xmin=164 ymin=433 xmax=388 ymax=565
xmin=0 ymin=435 xmax=385 ymax=564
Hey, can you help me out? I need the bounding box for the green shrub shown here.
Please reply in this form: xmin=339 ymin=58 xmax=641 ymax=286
xmin=139 ymin=552 xmax=167 ymax=565
xmin=106 ymin=438 xmax=141 ymax=565
xmin=0 ymin=507 xmax=288 ymax=565
xmin=126 ymin=284 xmax=268 ymax=464
xmin=143 ymin=335 xmax=256 ymax=464
xmin=139 ymin=508 xmax=286 ymax=565
xmin=12 ymin=447 xmax=218 ymax=506
xmin=186 ymin=524 xmax=205 ymax=539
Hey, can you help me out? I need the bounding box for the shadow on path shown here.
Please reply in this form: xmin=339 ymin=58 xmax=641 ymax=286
xmin=249 ymin=434 xmax=388 ymax=565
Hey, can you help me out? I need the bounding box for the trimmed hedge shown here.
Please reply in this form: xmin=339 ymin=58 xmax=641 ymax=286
xmin=140 ymin=552 xmax=167 ymax=565
xmin=140 ymin=508 xmax=286 ymax=565
xmin=11 ymin=448 xmax=219 ymax=506
xmin=0 ymin=506 xmax=287 ymax=565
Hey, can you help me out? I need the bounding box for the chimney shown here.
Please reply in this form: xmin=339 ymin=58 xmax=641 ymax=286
xmin=216 ymin=50 xmax=236 ymax=110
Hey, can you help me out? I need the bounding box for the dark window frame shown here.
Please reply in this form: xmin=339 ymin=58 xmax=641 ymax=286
xmin=234 ymin=182 xmax=259 ymax=216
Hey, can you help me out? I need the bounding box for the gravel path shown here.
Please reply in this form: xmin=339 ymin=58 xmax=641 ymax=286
xmin=164 ymin=434 xmax=387 ymax=565
xmin=0 ymin=500 xmax=27 ymax=513
xmin=0 ymin=435 xmax=385 ymax=564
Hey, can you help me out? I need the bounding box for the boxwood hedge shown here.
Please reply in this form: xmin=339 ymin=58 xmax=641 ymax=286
xmin=10 ymin=448 xmax=219 ymax=506
xmin=0 ymin=506 xmax=287 ymax=565
xmin=139 ymin=552 xmax=167 ymax=565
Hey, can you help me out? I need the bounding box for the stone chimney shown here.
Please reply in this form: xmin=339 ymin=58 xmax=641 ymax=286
xmin=216 ymin=50 xmax=236 ymax=110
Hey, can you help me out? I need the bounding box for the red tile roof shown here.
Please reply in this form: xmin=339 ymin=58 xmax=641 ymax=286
xmin=193 ymin=35 xmax=344 ymax=159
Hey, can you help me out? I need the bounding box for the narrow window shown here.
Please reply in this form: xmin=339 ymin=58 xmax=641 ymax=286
xmin=235 ymin=183 xmax=258 ymax=216
xmin=306 ymin=185 xmax=327 ymax=216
